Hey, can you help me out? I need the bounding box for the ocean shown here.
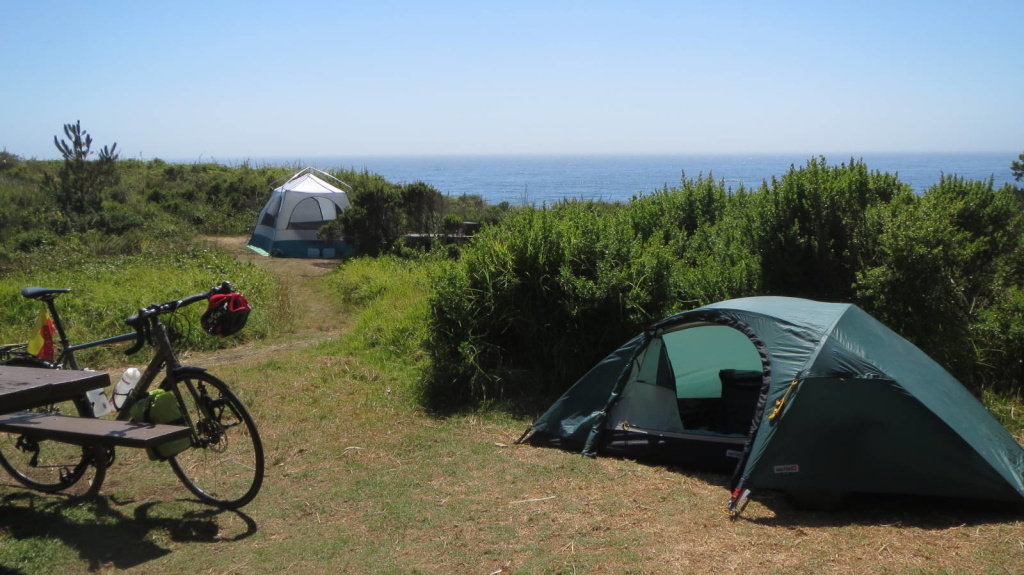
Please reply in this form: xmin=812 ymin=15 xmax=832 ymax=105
xmin=244 ymin=153 xmax=1019 ymax=206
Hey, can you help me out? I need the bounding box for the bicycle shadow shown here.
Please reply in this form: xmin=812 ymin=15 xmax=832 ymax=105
xmin=0 ymin=490 xmax=258 ymax=571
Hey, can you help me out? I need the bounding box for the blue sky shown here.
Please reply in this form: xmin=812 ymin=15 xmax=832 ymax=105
xmin=3 ymin=1 xmax=1021 ymax=160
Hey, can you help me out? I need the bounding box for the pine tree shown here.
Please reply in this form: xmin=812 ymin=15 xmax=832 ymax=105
xmin=46 ymin=121 xmax=119 ymax=225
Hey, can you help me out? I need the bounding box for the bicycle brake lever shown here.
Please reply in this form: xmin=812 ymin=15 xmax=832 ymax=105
xmin=123 ymin=329 xmax=145 ymax=356
xmin=123 ymin=311 xmax=148 ymax=355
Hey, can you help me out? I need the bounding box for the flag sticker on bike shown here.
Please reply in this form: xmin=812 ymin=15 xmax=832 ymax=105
xmin=774 ymin=464 xmax=800 ymax=474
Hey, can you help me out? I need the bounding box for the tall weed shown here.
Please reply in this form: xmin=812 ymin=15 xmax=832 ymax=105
xmin=322 ymin=255 xmax=440 ymax=407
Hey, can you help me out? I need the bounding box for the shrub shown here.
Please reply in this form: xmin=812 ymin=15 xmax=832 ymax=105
xmin=338 ymin=176 xmax=404 ymax=256
xmin=422 ymin=158 xmax=1024 ymax=411
xmin=747 ymin=157 xmax=912 ymax=301
xmin=856 ymin=176 xmax=1024 ymax=385
xmin=10 ymin=230 xmax=58 ymax=253
xmin=424 ymin=201 xmax=678 ymax=410
xmin=0 ymin=150 xmax=22 ymax=171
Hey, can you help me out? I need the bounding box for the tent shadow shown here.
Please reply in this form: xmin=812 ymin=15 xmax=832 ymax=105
xmin=627 ymin=457 xmax=1024 ymax=529
xmin=0 ymin=490 xmax=258 ymax=571
xmin=737 ymin=490 xmax=1024 ymax=529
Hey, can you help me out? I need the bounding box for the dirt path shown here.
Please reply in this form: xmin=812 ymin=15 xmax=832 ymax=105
xmin=195 ymin=236 xmax=350 ymax=366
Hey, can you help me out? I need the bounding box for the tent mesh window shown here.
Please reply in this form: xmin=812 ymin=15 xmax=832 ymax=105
xmin=287 ymin=197 xmax=341 ymax=230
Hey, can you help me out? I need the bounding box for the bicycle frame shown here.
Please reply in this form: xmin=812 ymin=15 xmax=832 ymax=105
xmin=9 ymin=293 xmax=200 ymax=434
xmin=112 ymin=318 xmax=195 ymax=425
xmin=5 ymin=298 xmax=206 ymax=443
xmin=3 ymin=282 xmax=264 ymax=507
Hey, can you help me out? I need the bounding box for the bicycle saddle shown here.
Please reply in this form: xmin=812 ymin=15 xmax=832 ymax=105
xmin=20 ymin=287 xmax=72 ymax=301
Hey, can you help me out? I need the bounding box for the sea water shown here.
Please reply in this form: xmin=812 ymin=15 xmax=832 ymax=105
xmin=241 ymin=152 xmax=1019 ymax=206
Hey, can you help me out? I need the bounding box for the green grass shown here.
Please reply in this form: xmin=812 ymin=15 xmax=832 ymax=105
xmin=3 ymin=245 xmax=1024 ymax=574
xmin=0 ymin=246 xmax=278 ymax=366
xmin=322 ymin=253 xmax=442 ymax=406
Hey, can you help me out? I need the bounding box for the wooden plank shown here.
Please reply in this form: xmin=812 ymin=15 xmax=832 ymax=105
xmin=0 ymin=366 xmax=110 ymax=412
xmin=0 ymin=411 xmax=190 ymax=448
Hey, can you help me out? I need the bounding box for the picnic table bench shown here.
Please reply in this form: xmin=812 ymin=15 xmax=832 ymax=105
xmin=0 ymin=366 xmax=189 ymax=451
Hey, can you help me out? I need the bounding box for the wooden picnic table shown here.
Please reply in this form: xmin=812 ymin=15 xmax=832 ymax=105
xmin=0 ymin=366 xmax=109 ymax=413
xmin=0 ymin=365 xmax=190 ymax=453
xmin=0 ymin=365 xmax=193 ymax=500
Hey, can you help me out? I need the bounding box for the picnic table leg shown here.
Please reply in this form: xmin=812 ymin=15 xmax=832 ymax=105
xmin=79 ymin=443 xmax=107 ymax=500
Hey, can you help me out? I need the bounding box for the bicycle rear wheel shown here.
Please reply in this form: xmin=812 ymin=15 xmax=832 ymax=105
xmin=164 ymin=372 xmax=264 ymax=509
xmin=0 ymin=357 xmax=106 ymax=497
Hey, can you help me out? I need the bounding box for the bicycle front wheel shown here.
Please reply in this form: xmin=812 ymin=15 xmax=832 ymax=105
xmin=0 ymin=356 xmax=106 ymax=497
xmin=164 ymin=372 xmax=264 ymax=509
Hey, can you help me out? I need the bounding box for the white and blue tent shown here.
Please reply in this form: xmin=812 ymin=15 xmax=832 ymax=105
xmin=247 ymin=167 xmax=353 ymax=258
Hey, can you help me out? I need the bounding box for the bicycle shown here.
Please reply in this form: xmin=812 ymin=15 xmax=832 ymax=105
xmin=0 ymin=282 xmax=264 ymax=509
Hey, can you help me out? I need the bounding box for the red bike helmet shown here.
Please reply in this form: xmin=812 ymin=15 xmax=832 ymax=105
xmin=201 ymin=292 xmax=251 ymax=337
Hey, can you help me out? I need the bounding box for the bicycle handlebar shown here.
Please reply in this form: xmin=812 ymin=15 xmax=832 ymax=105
xmin=122 ymin=281 xmax=236 ymax=355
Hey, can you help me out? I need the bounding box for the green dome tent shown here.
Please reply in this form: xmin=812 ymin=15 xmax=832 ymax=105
xmin=520 ymin=297 xmax=1024 ymax=513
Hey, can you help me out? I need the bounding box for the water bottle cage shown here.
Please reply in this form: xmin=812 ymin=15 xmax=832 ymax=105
xmin=112 ymin=389 xmax=131 ymax=412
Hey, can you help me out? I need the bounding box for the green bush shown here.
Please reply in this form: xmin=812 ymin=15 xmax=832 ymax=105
xmin=337 ymin=174 xmax=404 ymax=256
xmin=9 ymin=230 xmax=58 ymax=253
xmin=0 ymin=150 xmax=22 ymax=171
xmin=856 ymin=176 xmax=1024 ymax=386
xmin=0 ymin=177 xmax=66 ymax=246
xmin=423 ymin=158 xmax=1024 ymax=411
xmin=425 ymin=201 xmax=679 ymax=410
xmin=747 ymin=157 xmax=911 ymax=301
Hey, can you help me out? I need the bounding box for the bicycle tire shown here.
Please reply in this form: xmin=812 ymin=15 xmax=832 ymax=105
xmin=0 ymin=356 xmax=106 ymax=497
xmin=163 ymin=372 xmax=264 ymax=509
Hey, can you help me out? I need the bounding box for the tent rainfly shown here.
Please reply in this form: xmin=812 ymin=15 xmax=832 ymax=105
xmin=247 ymin=167 xmax=353 ymax=258
xmin=518 ymin=296 xmax=1024 ymax=514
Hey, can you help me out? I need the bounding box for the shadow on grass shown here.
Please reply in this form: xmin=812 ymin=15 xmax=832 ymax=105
xmin=0 ymin=490 xmax=257 ymax=571
xmin=529 ymin=435 xmax=1024 ymax=529
xmin=648 ymin=458 xmax=1024 ymax=529
xmin=742 ymin=490 xmax=1024 ymax=530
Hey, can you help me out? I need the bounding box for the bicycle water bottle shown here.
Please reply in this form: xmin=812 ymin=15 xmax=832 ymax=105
xmin=86 ymin=387 xmax=114 ymax=417
xmin=112 ymin=367 xmax=141 ymax=410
